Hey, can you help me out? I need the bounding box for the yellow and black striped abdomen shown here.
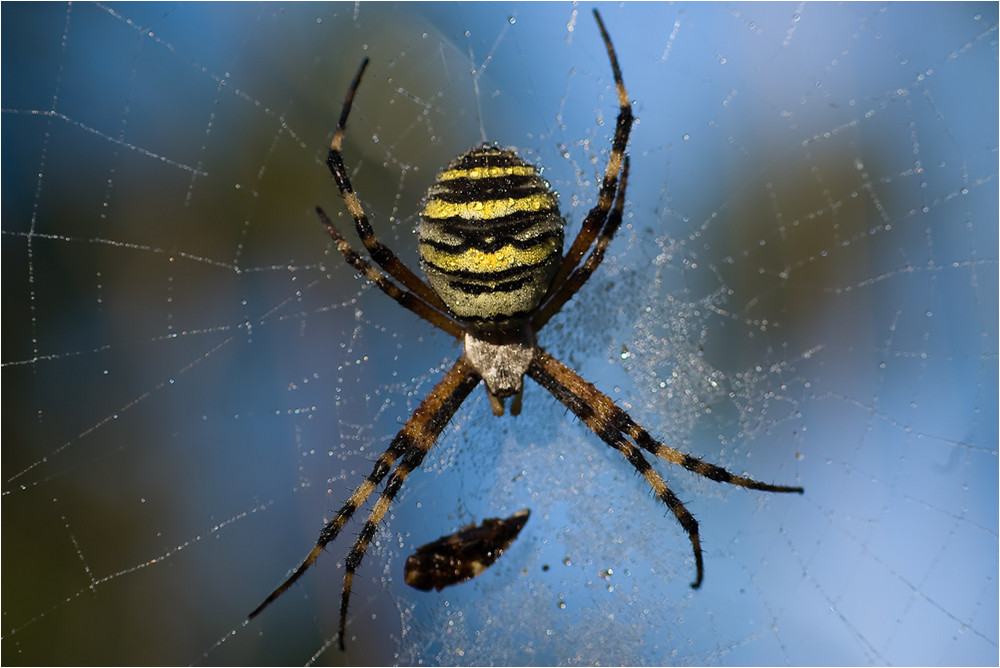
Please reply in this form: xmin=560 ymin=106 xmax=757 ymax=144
xmin=419 ymin=144 xmax=564 ymax=326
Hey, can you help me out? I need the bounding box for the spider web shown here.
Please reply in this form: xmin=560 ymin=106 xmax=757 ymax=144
xmin=3 ymin=3 xmax=997 ymax=666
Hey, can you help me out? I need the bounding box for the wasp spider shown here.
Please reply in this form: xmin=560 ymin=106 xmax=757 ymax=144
xmin=249 ymin=9 xmax=803 ymax=649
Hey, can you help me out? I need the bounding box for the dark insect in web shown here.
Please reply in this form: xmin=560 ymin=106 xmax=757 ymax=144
xmin=404 ymin=509 xmax=531 ymax=592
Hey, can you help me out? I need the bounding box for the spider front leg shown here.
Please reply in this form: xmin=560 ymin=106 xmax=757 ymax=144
xmin=335 ymin=356 xmax=480 ymax=649
xmin=528 ymin=350 xmax=802 ymax=589
xmin=249 ymin=356 xmax=480 ymax=648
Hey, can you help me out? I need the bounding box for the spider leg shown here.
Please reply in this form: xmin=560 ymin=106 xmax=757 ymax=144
xmin=326 ymin=58 xmax=453 ymax=316
xmin=527 ymin=349 xmax=705 ymax=587
xmin=528 ymin=349 xmax=802 ymax=588
xmin=316 ymin=206 xmax=464 ymax=338
xmin=612 ymin=410 xmax=804 ymax=494
xmin=336 ymin=355 xmax=480 ymax=649
xmin=248 ymin=356 xmax=480 ymax=632
xmin=532 ymin=156 xmax=629 ymax=330
xmin=530 ymin=338 xmax=802 ymax=495
xmin=540 ymin=9 xmax=634 ymax=308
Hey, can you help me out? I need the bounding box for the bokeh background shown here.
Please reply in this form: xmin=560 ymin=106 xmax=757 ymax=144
xmin=3 ymin=2 xmax=997 ymax=665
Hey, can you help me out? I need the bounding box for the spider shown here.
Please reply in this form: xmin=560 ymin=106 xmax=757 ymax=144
xmin=249 ymin=9 xmax=803 ymax=649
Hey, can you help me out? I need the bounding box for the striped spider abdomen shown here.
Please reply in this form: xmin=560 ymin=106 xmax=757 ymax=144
xmin=418 ymin=144 xmax=564 ymax=328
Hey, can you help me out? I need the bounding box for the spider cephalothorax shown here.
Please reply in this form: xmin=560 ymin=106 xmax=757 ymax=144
xmin=249 ymin=9 xmax=802 ymax=650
